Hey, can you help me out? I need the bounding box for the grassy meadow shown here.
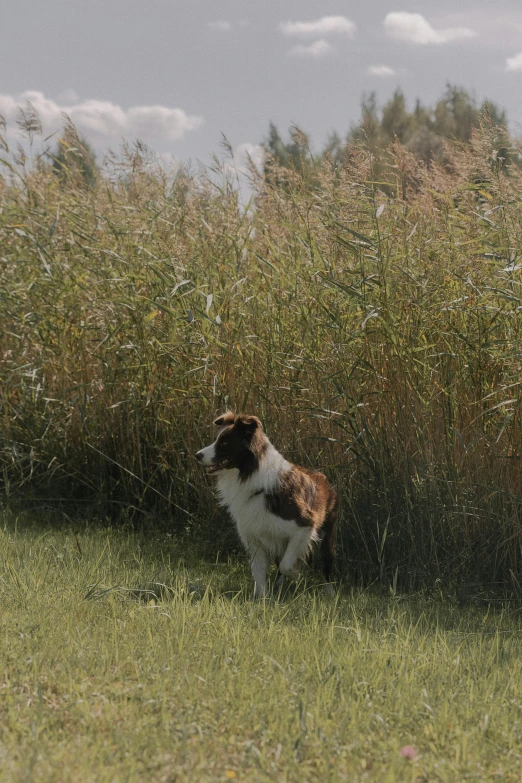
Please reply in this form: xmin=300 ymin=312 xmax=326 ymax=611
xmin=2 ymin=510 xmax=522 ymax=782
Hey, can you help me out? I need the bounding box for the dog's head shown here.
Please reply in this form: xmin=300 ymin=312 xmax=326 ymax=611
xmin=195 ymin=412 xmax=266 ymax=477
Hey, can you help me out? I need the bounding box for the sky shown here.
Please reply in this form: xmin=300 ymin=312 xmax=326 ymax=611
xmin=1 ymin=1 xmax=522 ymax=169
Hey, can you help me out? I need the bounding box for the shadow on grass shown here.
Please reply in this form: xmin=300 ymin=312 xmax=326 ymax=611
xmin=4 ymin=503 xmax=522 ymax=624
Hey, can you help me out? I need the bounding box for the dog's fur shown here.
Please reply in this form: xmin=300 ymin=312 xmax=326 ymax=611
xmin=196 ymin=412 xmax=337 ymax=597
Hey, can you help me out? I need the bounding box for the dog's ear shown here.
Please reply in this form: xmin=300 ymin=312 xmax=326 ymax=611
xmin=214 ymin=411 xmax=236 ymax=427
xmin=235 ymin=414 xmax=262 ymax=432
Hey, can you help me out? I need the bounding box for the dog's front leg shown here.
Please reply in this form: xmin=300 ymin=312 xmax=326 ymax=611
xmin=248 ymin=546 xmax=269 ymax=598
xmin=279 ymin=528 xmax=313 ymax=580
xmin=274 ymin=572 xmax=285 ymax=592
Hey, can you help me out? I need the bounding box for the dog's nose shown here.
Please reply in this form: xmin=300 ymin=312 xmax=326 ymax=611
xmin=195 ymin=450 xmax=203 ymax=461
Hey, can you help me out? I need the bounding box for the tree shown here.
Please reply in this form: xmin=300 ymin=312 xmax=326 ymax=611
xmin=349 ymin=84 xmax=508 ymax=162
xmin=261 ymin=85 xmax=510 ymax=178
xmin=50 ymin=118 xmax=98 ymax=186
xmin=264 ymin=122 xmax=314 ymax=173
xmin=350 ymin=92 xmax=381 ymax=151
xmin=381 ymin=89 xmax=413 ymax=144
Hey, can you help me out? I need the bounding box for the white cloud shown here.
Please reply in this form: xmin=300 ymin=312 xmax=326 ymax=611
xmin=234 ymin=142 xmax=264 ymax=172
xmin=288 ymin=39 xmax=334 ymax=58
xmin=0 ymin=90 xmax=203 ymax=144
xmin=279 ymin=15 xmax=356 ymax=39
xmin=368 ymin=65 xmax=396 ymax=77
xmin=221 ymin=142 xmax=264 ymax=206
xmin=207 ymin=21 xmax=232 ymax=32
xmin=384 ymin=12 xmax=476 ymax=45
xmin=506 ymin=52 xmax=522 ymax=72
xmin=56 ymin=88 xmax=79 ymax=104
xmin=432 ymin=10 xmax=522 ymax=50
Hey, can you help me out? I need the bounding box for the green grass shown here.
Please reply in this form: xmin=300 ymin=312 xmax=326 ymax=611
xmin=1 ymin=511 xmax=522 ymax=782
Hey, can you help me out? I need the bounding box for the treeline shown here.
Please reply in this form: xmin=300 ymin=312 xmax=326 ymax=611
xmin=11 ymin=83 xmax=514 ymax=192
xmin=264 ymin=84 xmax=511 ymax=171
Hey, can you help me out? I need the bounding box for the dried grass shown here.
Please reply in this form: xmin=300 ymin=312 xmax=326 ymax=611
xmin=2 ymin=117 xmax=522 ymax=588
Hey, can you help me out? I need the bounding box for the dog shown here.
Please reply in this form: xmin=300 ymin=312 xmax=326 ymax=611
xmin=196 ymin=412 xmax=337 ymax=597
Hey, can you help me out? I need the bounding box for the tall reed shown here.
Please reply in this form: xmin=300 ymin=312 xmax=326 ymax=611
xmin=1 ymin=119 xmax=522 ymax=588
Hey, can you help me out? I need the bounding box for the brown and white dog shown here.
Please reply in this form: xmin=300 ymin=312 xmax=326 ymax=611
xmin=196 ymin=412 xmax=337 ymax=597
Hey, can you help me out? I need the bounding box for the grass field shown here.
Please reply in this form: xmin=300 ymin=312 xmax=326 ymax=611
xmin=2 ymin=510 xmax=522 ymax=782
xmin=2 ymin=113 xmax=522 ymax=781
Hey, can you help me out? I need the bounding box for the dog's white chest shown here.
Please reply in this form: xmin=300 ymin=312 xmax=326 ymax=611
xmin=216 ymin=458 xmax=297 ymax=555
